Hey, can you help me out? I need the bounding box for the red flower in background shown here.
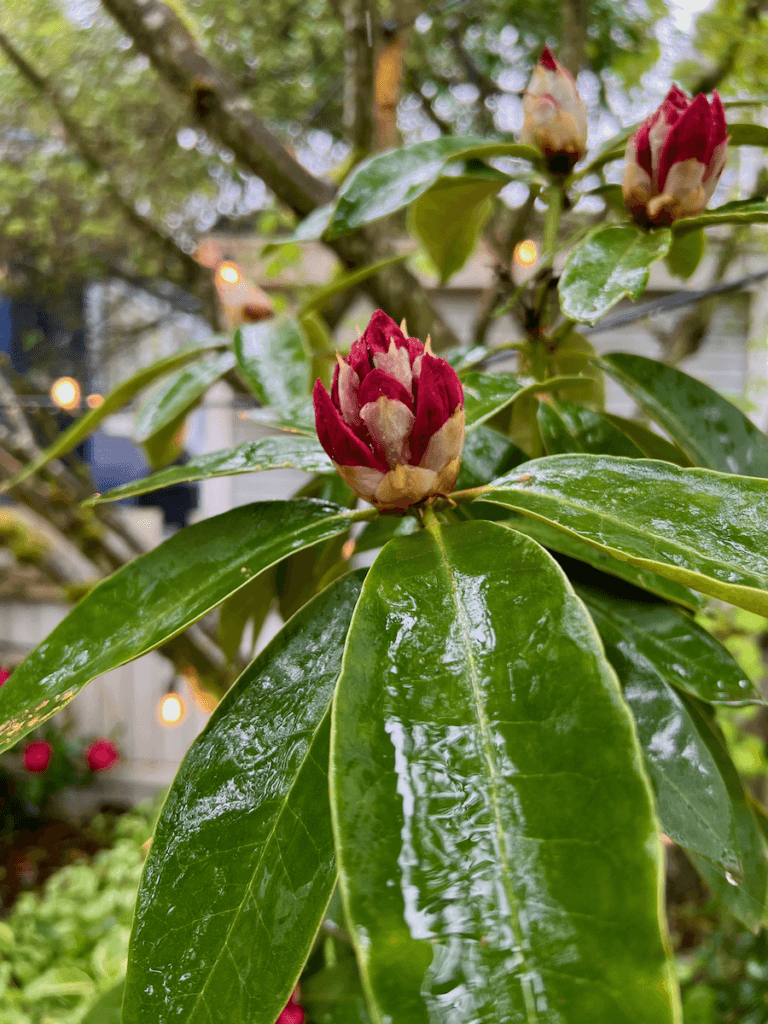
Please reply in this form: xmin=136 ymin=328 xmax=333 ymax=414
xmin=313 ymin=311 xmax=464 ymax=510
xmin=86 ymin=739 xmax=120 ymax=772
xmin=276 ymin=989 xmax=305 ymax=1024
xmin=0 ymin=668 xmax=9 ymax=686
xmin=22 ymin=741 xmax=52 ymax=774
xmin=623 ymin=85 xmax=728 ymax=226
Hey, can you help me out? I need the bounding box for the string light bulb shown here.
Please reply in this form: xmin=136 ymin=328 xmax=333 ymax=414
xmin=50 ymin=377 xmax=81 ymax=411
xmin=157 ymin=689 xmax=186 ymax=727
xmin=513 ymin=239 xmax=538 ymax=268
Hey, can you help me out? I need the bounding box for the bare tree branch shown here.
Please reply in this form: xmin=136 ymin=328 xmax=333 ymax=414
xmin=98 ymin=0 xmax=461 ymax=349
xmin=559 ymin=0 xmax=590 ymax=77
xmin=345 ymin=0 xmax=376 ymax=159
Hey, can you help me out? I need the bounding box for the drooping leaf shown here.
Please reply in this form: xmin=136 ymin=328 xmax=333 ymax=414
xmin=123 ymin=572 xmax=365 ymax=1024
xmin=596 ymin=352 xmax=768 ymax=477
xmin=0 ymin=340 xmax=227 ymax=492
xmin=603 ymin=414 xmax=692 ymax=466
xmin=331 ymin=519 xmax=679 ymax=1024
xmin=85 ymin=436 xmax=333 ymax=504
xmin=243 ymin=397 xmax=317 ymax=436
xmin=408 ymin=175 xmax=501 ymax=284
xmin=141 ymin=407 xmax=188 ymax=470
xmin=559 ymin=224 xmax=672 ymax=325
xmin=673 ymin=198 xmax=768 ymax=235
xmin=0 ymin=499 xmax=366 ymax=751
xmin=664 ymin=228 xmax=706 ymax=280
xmin=582 ymin=588 xmax=767 ymax=912
xmin=134 ymin=351 xmax=237 ymax=443
xmin=234 ymin=316 xmax=311 ymax=407
xmin=497 ymin=513 xmax=704 ymax=609
xmin=727 ymin=123 xmax=768 ymax=147
xmin=579 ymin=590 xmax=760 ymax=706
xmin=537 ymin=396 xmax=645 ymax=457
xmin=482 ymin=454 xmax=768 ymax=615
xmin=455 ymin=425 xmax=528 ymax=489
xmin=327 ymin=137 xmax=489 ymax=237
xmin=275 ymin=202 xmax=334 ymax=244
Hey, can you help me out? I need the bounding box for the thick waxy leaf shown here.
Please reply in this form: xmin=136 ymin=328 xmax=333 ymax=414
xmin=455 ymin=425 xmax=527 ymax=489
xmin=234 ymin=317 xmax=311 ymax=407
xmin=727 ymin=122 xmax=768 ymax=147
xmin=331 ymin=519 xmax=678 ymax=1024
xmin=499 ymin=514 xmax=703 ymax=609
xmin=408 ymin=175 xmax=502 ymax=284
xmin=603 ymin=414 xmax=692 ymax=466
xmin=673 ymin=198 xmax=768 ymax=235
xmin=85 ymin=436 xmax=333 ymax=504
xmin=243 ymin=397 xmax=317 ymax=436
xmin=596 ymin=352 xmax=768 ymax=477
xmin=0 ymin=499 xmax=365 ymax=751
xmin=664 ymin=228 xmax=706 ymax=280
xmin=134 ymin=351 xmax=236 ymax=443
xmin=443 ymin=140 xmax=542 ymax=165
xmin=462 ymin=372 xmax=592 ymax=431
xmin=537 ymin=397 xmax=644 ymax=457
xmin=327 ymin=137 xmax=488 ymax=237
xmin=446 ymin=343 xmax=491 ymax=372
xmin=352 ymin=514 xmax=419 ymax=554
xmin=0 ymin=340 xmax=227 ymax=492
xmin=482 ymin=454 xmax=768 ymax=615
xmin=579 ymin=589 xmax=760 ymax=707
xmin=559 ymin=225 xmax=672 ymax=325
xmin=123 ymin=573 xmax=364 ymax=1024
xmin=583 ymin=589 xmax=767 ymax=906
xmin=690 ymin=846 xmax=768 ymax=932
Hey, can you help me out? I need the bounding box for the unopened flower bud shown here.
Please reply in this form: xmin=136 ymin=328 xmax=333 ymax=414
xmin=623 ymin=85 xmax=728 ymax=227
xmin=313 ymin=311 xmax=465 ymax=510
xmin=521 ymin=48 xmax=588 ymax=174
xmin=23 ymin=740 xmax=52 ymax=774
xmin=86 ymin=739 xmax=120 ymax=772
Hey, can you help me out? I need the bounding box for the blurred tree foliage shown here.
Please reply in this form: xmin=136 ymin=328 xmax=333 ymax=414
xmin=0 ymin=0 xmax=666 ymax=315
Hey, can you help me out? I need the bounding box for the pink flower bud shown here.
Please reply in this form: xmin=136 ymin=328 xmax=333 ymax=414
xmin=623 ymin=85 xmax=728 ymax=227
xmin=23 ymin=741 xmax=52 ymax=774
xmin=276 ymin=988 xmax=304 ymax=1024
xmin=86 ymin=739 xmax=120 ymax=772
xmin=0 ymin=668 xmax=9 ymax=686
xmin=521 ymin=48 xmax=588 ymax=174
xmin=313 ymin=311 xmax=465 ymax=510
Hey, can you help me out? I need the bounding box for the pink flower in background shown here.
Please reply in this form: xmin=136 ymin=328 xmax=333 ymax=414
xmin=313 ymin=311 xmax=464 ymax=510
xmin=22 ymin=741 xmax=52 ymax=774
xmin=623 ymin=85 xmax=728 ymax=226
xmin=521 ymin=48 xmax=588 ymax=173
xmin=86 ymin=739 xmax=120 ymax=772
xmin=0 ymin=668 xmax=9 ymax=686
xmin=276 ymin=988 xmax=305 ymax=1024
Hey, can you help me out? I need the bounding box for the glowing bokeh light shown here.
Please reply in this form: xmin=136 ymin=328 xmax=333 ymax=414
xmin=158 ymin=692 xmax=185 ymax=727
xmin=86 ymin=393 xmax=104 ymax=409
xmin=513 ymin=239 xmax=538 ymax=267
xmin=50 ymin=377 xmax=81 ymax=411
xmin=217 ymin=261 xmax=241 ymax=285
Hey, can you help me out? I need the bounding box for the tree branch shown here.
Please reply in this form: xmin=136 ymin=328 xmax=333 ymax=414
xmin=98 ymin=0 xmax=461 ymax=349
xmin=345 ymin=0 xmax=376 ymax=159
xmin=559 ymin=0 xmax=590 ymax=77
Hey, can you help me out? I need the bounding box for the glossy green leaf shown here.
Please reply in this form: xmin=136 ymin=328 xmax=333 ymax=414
xmin=537 ymin=396 xmax=645 ymax=457
xmin=664 ymin=228 xmax=706 ymax=280
xmin=455 ymin=424 xmax=528 ymax=489
xmin=85 ymin=436 xmax=333 ymax=504
xmin=582 ymin=589 xmax=767 ymax=905
xmin=234 ymin=316 xmax=311 ymax=407
xmin=331 ymin=519 xmax=678 ymax=1024
xmin=579 ymin=589 xmax=761 ymax=707
xmin=482 ymin=454 xmax=768 ymax=615
xmin=0 ymin=499 xmax=366 ymax=752
xmin=353 ymin=514 xmax=419 ymax=554
xmin=689 ymin=845 xmax=768 ymax=933
xmin=142 ymin=408 xmax=187 ymax=469
xmin=81 ymin=978 xmax=125 ymax=1024
xmin=596 ymin=352 xmax=768 ymax=477
xmin=0 ymin=340 xmax=227 ymax=492
xmin=218 ymin=567 xmax=275 ymax=668
xmin=673 ymin=198 xmax=768 ymax=235
xmin=559 ymin=224 xmax=672 ymax=325
xmin=278 ymin=202 xmax=334 ymax=244
xmin=446 ymin=343 xmax=491 ymax=372
xmin=462 ymin=372 xmax=593 ymax=432
xmin=726 ymin=123 xmax=768 ymax=147
xmin=243 ymin=397 xmax=317 ymax=436
xmin=327 ymin=137 xmax=488 ymax=237
xmin=443 ymin=140 xmax=543 ymax=165
xmin=602 ymin=414 xmax=692 ymax=466
xmin=408 ymin=175 xmax=501 ymax=284
xmin=499 ymin=514 xmax=703 ymax=609
xmin=134 ymin=351 xmax=236 ymax=443
xmin=123 ymin=572 xmax=365 ymax=1024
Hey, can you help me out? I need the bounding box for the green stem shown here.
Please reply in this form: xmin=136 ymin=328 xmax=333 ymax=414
xmin=541 ymin=183 xmax=563 ymax=261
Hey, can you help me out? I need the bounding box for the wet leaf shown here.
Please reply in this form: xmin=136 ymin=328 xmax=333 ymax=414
xmin=234 ymin=316 xmax=311 ymax=406
xmin=455 ymin=425 xmax=528 ymax=489
xmin=134 ymin=351 xmax=236 ymax=443
xmin=673 ymin=198 xmax=768 ymax=235
xmin=602 ymin=415 xmax=692 ymax=466
xmin=537 ymin=396 xmax=644 ymax=457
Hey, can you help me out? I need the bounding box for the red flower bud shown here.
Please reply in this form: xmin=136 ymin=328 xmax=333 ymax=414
xmin=623 ymin=86 xmax=728 ymax=227
xmin=276 ymin=988 xmax=305 ymax=1024
xmin=86 ymin=739 xmax=120 ymax=772
xmin=313 ymin=311 xmax=465 ymax=510
xmin=23 ymin=741 xmax=52 ymax=774
xmin=521 ymin=48 xmax=588 ymax=174
xmin=0 ymin=668 xmax=9 ymax=686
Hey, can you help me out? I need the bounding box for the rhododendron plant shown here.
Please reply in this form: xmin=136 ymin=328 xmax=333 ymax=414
xmin=521 ymin=47 xmax=588 ymax=173
xmin=623 ymin=85 xmax=728 ymax=226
